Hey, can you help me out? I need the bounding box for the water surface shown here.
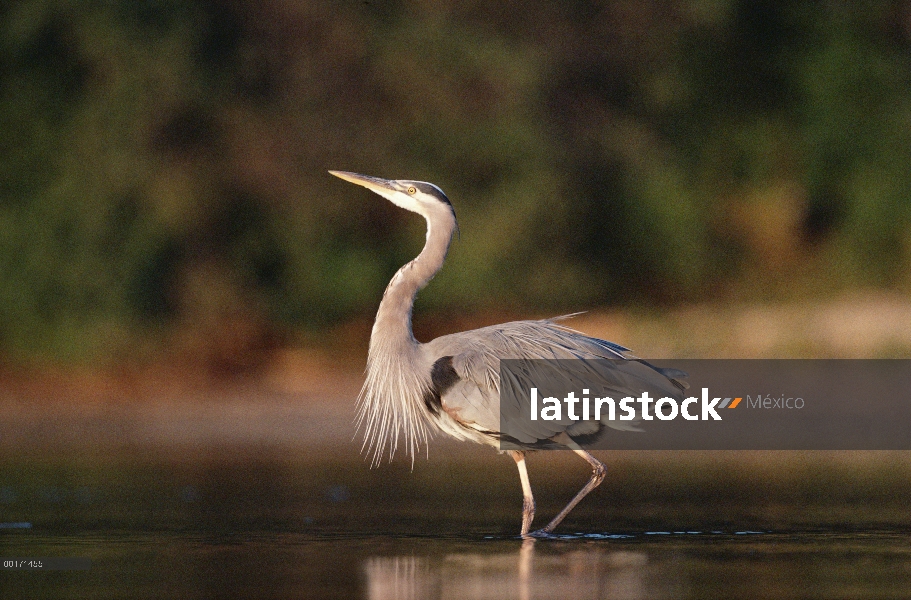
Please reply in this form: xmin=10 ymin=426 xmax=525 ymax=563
xmin=2 ymin=446 xmax=910 ymax=598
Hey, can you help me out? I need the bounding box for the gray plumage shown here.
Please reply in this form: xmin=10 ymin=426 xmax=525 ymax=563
xmin=329 ymin=170 xmax=686 ymax=536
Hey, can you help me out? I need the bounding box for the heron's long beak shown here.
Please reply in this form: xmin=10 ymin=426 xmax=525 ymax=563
xmin=328 ymin=170 xmax=396 ymax=194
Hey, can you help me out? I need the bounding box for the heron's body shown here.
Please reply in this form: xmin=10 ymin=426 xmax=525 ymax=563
xmin=330 ymin=170 xmax=686 ymax=536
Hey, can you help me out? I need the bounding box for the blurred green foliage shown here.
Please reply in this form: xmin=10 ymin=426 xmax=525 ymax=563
xmin=1 ymin=0 xmax=910 ymax=362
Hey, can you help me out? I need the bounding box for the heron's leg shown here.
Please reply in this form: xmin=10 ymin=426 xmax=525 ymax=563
xmin=536 ymin=432 xmax=606 ymax=535
xmin=508 ymin=450 xmax=536 ymax=536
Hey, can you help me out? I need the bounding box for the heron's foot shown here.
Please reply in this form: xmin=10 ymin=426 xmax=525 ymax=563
xmin=524 ymin=526 xmax=560 ymax=539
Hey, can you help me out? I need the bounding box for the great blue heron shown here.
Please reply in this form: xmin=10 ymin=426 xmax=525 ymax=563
xmin=329 ymin=170 xmax=686 ymax=537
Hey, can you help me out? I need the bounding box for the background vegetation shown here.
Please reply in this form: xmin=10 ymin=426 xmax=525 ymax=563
xmin=1 ymin=0 xmax=910 ymax=364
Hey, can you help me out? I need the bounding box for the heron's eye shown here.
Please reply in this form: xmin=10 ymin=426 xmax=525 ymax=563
xmin=407 ymin=186 xmax=417 ymax=195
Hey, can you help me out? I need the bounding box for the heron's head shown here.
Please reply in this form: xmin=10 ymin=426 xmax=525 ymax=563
xmin=329 ymin=171 xmax=455 ymax=223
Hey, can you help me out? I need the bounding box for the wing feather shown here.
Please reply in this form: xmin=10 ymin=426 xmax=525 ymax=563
xmin=422 ymin=317 xmax=686 ymax=445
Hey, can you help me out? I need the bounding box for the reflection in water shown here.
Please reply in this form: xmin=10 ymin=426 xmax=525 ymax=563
xmin=364 ymin=539 xmax=679 ymax=600
xmin=365 ymin=556 xmax=434 ymax=600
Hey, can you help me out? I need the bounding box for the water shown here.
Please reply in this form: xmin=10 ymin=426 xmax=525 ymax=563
xmin=1 ymin=446 xmax=910 ymax=598
xmin=3 ymin=529 xmax=911 ymax=598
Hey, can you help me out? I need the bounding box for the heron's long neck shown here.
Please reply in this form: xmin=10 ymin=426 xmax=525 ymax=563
xmin=371 ymin=210 xmax=456 ymax=350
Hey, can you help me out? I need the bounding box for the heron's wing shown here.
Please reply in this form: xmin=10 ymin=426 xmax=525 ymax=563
xmin=423 ymin=317 xmax=688 ymax=445
xmin=424 ymin=351 xmax=570 ymax=445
